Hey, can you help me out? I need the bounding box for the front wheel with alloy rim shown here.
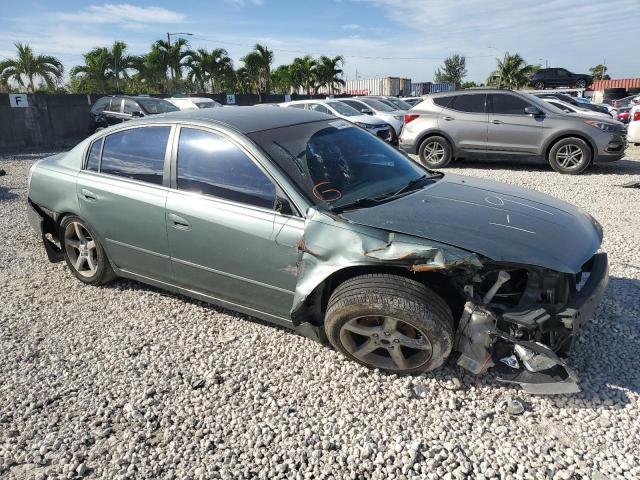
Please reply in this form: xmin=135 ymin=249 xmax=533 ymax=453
xmin=60 ymin=216 xmax=115 ymax=285
xmin=534 ymin=81 xmax=545 ymax=89
xmin=574 ymin=79 xmax=587 ymax=88
xmin=548 ymin=137 xmax=592 ymax=174
xmin=418 ymin=135 xmax=452 ymax=168
xmin=324 ymin=274 xmax=454 ymax=374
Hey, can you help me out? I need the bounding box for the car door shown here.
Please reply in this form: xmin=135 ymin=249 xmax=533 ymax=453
xmin=123 ymin=98 xmax=145 ymax=118
xmin=76 ymin=125 xmax=174 ymax=281
xmin=555 ymin=68 xmax=571 ymax=87
xmin=439 ymin=93 xmax=488 ymax=154
xmin=165 ymin=126 xmax=302 ymax=320
xmin=487 ymin=93 xmax=546 ymax=155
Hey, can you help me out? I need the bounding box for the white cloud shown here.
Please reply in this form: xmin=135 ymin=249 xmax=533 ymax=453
xmin=52 ymin=3 xmax=186 ymax=26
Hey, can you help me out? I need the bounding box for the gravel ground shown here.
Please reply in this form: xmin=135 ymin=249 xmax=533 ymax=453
xmin=1 ymin=148 xmax=639 ymax=480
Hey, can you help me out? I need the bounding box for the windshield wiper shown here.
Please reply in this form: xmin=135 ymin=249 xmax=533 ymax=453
xmin=330 ymin=197 xmax=383 ymax=213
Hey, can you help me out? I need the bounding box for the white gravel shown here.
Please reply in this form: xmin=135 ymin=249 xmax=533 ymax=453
xmin=1 ymin=149 xmax=639 ymax=479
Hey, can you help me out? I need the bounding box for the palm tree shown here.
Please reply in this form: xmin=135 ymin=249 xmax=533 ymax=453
xmin=290 ymin=55 xmax=317 ymax=95
xmin=315 ymin=55 xmax=345 ymax=94
xmin=108 ymin=41 xmax=135 ymax=92
xmin=233 ymin=67 xmax=252 ymax=94
xmin=486 ymin=53 xmax=538 ymax=89
xmin=187 ymin=48 xmax=233 ymax=93
xmin=130 ymin=46 xmax=169 ymax=93
xmin=271 ymin=65 xmax=293 ymax=94
xmin=241 ymin=44 xmax=273 ymax=95
xmin=0 ymin=42 xmax=63 ymax=92
xmin=154 ymin=38 xmax=193 ymax=83
xmin=70 ymin=47 xmax=113 ymax=93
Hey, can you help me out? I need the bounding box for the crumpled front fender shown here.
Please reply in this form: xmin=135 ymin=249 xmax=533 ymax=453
xmin=290 ymin=208 xmax=482 ymax=323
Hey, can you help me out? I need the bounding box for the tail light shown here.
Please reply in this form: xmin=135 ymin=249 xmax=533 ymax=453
xmin=404 ymin=114 xmax=420 ymax=125
xmin=634 ymin=110 xmax=640 ymax=122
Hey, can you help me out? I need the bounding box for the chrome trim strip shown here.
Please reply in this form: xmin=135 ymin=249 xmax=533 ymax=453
xmin=106 ymin=238 xmax=170 ymax=259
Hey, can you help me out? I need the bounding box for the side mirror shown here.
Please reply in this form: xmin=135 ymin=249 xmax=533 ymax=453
xmin=525 ymin=106 xmax=543 ymax=116
xmin=131 ymin=111 xmax=144 ymax=118
xmin=362 ymin=108 xmax=374 ymax=115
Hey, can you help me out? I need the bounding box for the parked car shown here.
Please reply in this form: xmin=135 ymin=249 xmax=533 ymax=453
xmin=528 ymin=68 xmax=592 ymax=89
xmin=166 ymin=97 xmax=222 ymax=110
xmin=627 ymin=105 xmax=640 ymax=145
xmin=399 ymin=89 xmax=626 ymax=174
xmin=615 ymin=106 xmax=631 ymax=124
xmin=400 ymin=97 xmax=424 ymax=107
xmin=336 ymin=97 xmax=405 ymax=135
xmin=372 ymin=96 xmax=413 ymax=111
xmin=533 ymin=93 xmax=611 ymax=116
xmin=280 ymin=99 xmax=395 ymax=143
xmin=26 ymin=106 xmax=608 ymax=394
xmin=610 ymin=95 xmax=640 ymax=109
xmin=89 ymin=96 xmax=178 ymax=133
xmin=540 ymin=98 xmax=614 ymax=120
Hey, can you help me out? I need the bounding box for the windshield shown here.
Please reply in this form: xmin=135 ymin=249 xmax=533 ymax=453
xmin=327 ymin=101 xmax=360 ymax=117
xmin=195 ymin=101 xmax=220 ymax=109
xmin=386 ymin=97 xmax=412 ymax=110
xmin=359 ymin=98 xmax=396 ymax=112
xmin=138 ymin=98 xmax=179 ymax=114
xmin=249 ymin=119 xmax=433 ymax=210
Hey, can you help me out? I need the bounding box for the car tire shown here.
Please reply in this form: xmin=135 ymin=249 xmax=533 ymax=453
xmin=60 ymin=216 xmax=116 ymax=285
xmin=574 ymin=78 xmax=588 ymax=89
xmin=324 ymin=274 xmax=454 ymax=374
xmin=548 ymin=137 xmax=592 ymax=174
xmin=418 ymin=135 xmax=452 ymax=168
xmin=534 ymin=81 xmax=545 ymax=89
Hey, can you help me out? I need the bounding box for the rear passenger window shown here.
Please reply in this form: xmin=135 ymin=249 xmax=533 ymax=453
xmin=450 ymin=94 xmax=486 ymax=113
xmin=106 ymin=98 xmax=121 ymax=112
xmin=433 ymin=96 xmax=453 ymax=108
xmin=490 ymin=94 xmax=530 ymax=115
xmin=309 ymin=104 xmax=329 ymax=113
xmin=85 ymin=138 xmax=102 ymax=171
xmin=177 ymin=128 xmax=276 ymax=210
xmin=100 ymin=127 xmax=170 ymax=185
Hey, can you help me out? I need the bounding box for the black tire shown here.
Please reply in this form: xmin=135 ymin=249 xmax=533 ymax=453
xmin=324 ymin=274 xmax=454 ymax=374
xmin=418 ymin=135 xmax=452 ymax=168
xmin=548 ymin=137 xmax=592 ymax=174
xmin=534 ymin=81 xmax=545 ymax=90
xmin=574 ymin=78 xmax=588 ymax=89
xmin=60 ymin=216 xmax=115 ymax=285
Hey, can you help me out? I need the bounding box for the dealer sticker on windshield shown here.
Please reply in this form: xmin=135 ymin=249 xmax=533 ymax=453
xmin=329 ymin=120 xmax=352 ymax=130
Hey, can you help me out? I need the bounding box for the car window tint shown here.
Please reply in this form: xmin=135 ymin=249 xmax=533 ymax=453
xmin=491 ymin=94 xmax=530 ymax=115
xmin=450 ymin=94 xmax=486 ymax=113
xmin=123 ymin=99 xmax=140 ymax=115
xmin=100 ymin=127 xmax=170 ymax=185
xmin=177 ymin=128 xmax=276 ymax=210
xmin=91 ymin=97 xmax=110 ymax=114
xmin=85 ymin=138 xmax=102 ymax=171
xmin=308 ymin=103 xmax=329 ymax=114
xmin=106 ymin=98 xmax=121 ymax=112
xmin=341 ymin=100 xmax=366 ymax=112
xmin=433 ymin=96 xmax=453 ymax=108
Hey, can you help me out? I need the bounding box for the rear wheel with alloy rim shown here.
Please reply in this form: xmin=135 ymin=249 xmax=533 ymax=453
xmin=548 ymin=137 xmax=591 ymax=174
xmin=60 ymin=216 xmax=115 ymax=285
xmin=325 ymin=274 xmax=454 ymax=374
xmin=418 ymin=135 xmax=452 ymax=168
xmin=574 ymin=78 xmax=587 ymax=88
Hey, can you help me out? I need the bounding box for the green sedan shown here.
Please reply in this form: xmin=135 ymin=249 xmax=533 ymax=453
xmin=27 ymin=107 xmax=608 ymax=393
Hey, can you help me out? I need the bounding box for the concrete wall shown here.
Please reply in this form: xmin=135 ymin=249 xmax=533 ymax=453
xmin=0 ymin=92 xmax=352 ymax=153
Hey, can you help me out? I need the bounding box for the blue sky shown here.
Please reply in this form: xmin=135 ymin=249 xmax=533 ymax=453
xmin=1 ymin=0 xmax=639 ymax=83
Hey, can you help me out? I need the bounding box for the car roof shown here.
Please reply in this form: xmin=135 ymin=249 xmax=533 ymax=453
xmin=157 ymin=105 xmax=333 ymax=133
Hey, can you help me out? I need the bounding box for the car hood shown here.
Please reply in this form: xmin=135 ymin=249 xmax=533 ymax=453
xmin=341 ymin=173 xmax=602 ymax=273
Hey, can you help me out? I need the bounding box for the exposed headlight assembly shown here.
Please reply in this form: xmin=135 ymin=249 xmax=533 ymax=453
xmin=583 ymin=120 xmax=618 ymax=133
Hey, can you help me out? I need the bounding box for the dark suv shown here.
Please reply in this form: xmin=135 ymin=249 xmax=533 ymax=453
xmin=528 ymin=68 xmax=593 ymax=90
xmin=89 ymin=96 xmax=179 ymax=133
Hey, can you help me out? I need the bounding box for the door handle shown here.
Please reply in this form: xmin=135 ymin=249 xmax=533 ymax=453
xmin=168 ymin=213 xmax=191 ymax=230
xmin=443 ymin=116 xmax=454 ymax=121
xmin=491 ymin=119 xmax=503 ymax=124
xmin=81 ymin=189 xmax=97 ymax=200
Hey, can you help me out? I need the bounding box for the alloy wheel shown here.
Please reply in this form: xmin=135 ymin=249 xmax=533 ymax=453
xmin=422 ymin=141 xmax=446 ymax=165
xmin=339 ymin=315 xmax=433 ymax=371
xmin=64 ymin=221 xmax=98 ymax=278
xmin=556 ymin=144 xmax=585 ymax=170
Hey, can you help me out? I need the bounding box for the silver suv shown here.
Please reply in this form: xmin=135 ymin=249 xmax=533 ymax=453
xmin=399 ymin=89 xmax=626 ymax=174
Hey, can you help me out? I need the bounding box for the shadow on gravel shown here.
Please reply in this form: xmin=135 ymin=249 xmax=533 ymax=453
xmin=0 ymin=185 xmax=19 ymax=202
xmin=447 ymin=157 xmax=640 ymax=176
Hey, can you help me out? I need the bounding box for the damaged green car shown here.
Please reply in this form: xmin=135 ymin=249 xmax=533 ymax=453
xmin=27 ymin=107 xmax=608 ymax=394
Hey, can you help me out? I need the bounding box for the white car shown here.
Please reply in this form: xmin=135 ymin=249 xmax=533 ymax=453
xmin=336 ymin=97 xmax=405 ymax=136
xmin=166 ymin=97 xmax=222 ymax=110
xmin=628 ymin=104 xmax=640 ymax=145
xmin=280 ymin=99 xmax=396 ymax=143
xmin=542 ymin=98 xmax=612 ymax=120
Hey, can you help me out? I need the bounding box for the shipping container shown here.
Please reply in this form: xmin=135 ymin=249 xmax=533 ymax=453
xmin=590 ymin=78 xmax=640 ymax=91
xmin=411 ymin=82 xmax=453 ymax=95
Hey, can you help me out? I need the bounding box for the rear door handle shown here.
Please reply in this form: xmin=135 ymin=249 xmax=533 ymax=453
xmin=168 ymin=213 xmax=191 ymax=230
xmin=443 ymin=116 xmax=454 ymax=121
xmin=81 ymin=189 xmax=97 ymax=200
xmin=491 ymin=119 xmax=503 ymax=124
